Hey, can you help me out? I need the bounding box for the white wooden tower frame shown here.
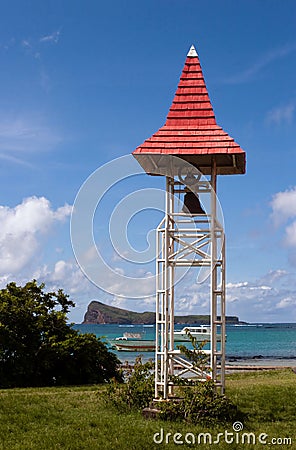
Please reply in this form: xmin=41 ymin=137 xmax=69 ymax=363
xmin=155 ymin=162 xmax=226 ymax=399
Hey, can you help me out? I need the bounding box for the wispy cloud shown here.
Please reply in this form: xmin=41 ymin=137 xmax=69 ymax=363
xmin=39 ymin=69 xmax=51 ymax=91
xmin=266 ymin=103 xmax=295 ymax=126
xmin=22 ymin=30 xmax=61 ymax=51
xmin=1 ymin=30 xmax=61 ymax=55
xmin=224 ymin=42 xmax=296 ymax=84
xmin=21 ymin=38 xmax=41 ymax=60
xmin=0 ymin=37 xmax=15 ymax=52
xmin=21 ymin=39 xmax=32 ymax=49
xmin=40 ymin=30 xmax=61 ymax=44
xmin=0 ymin=152 xmax=35 ymax=168
xmin=1 ymin=31 xmax=61 ymax=89
xmin=0 ymin=114 xmax=62 ymax=158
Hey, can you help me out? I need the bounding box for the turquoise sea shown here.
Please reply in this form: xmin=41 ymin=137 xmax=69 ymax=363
xmin=73 ymin=323 xmax=296 ymax=366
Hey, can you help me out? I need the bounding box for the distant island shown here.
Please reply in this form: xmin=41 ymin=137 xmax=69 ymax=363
xmin=83 ymin=301 xmax=245 ymax=325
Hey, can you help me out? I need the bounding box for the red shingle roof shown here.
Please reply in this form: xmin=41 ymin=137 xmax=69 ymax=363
xmin=133 ymin=45 xmax=246 ymax=175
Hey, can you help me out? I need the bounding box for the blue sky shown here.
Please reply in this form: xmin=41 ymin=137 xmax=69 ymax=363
xmin=1 ymin=0 xmax=296 ymax=322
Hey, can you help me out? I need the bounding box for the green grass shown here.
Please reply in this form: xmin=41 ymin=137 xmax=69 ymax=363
xmin=0 ymin=370 xmax=295 ymax=449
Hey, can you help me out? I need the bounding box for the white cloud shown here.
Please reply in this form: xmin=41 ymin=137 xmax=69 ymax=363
xmin=276 ymin=296 xmax=296 ymax=309
xmin=80 ymin=246 xmax=98 ymax=264
xmin=249 ymin=285 xmax=271 ymax=291
xmin=266 ymin=103 xmax=295 ymax=126
xmin=270 ymin=188 xmax=296 ymax=224
xmin=285 ymin=221 xmax=296 ymax=247
xmin=49 ymin=260 xmax=89 ymax=294
xmin=270 ymin=187 xmax=296 ymax=248
xmin=37 ymin=259 xmax=157 ymax=322
xmin=226 ymin=281 xmax=248 ymax=289
xmin=0 ymin=197 xmax=71 ymax=275
xmin=259 ymin=269 xmax=288 ymax=284
xmin=38 ymin=264 xmax=296 ymax=323
xmin=225 ymin=270 xmax=296 ymax=321
xmin=172 ymin=270 xmax=211 ymax=315
xmin=3 ymin=259 xmax=294 ymax=324
xmin=167 ymin=266 xmax=296 ymax=322
xmin=40 ymin=30 xmax=61 ymax=44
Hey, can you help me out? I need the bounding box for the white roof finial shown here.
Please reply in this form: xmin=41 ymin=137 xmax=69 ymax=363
xmin=187 ymin=44 xmax=198 ymax=57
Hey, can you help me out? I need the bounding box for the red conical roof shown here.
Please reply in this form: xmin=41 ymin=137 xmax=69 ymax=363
xmin=133 ymin=45 xmax=246 ymax=175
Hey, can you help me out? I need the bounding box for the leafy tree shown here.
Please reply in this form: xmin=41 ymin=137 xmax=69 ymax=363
xmin=0 ymin=280 xmax=121 ymax=388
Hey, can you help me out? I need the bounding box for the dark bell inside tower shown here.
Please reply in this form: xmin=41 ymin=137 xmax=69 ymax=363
xmin=182 ymin=191 xmax=206 ymax=215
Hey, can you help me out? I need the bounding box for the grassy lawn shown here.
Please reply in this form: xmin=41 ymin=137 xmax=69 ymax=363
xmin=0 ymin=369 xmax=295 ymax=449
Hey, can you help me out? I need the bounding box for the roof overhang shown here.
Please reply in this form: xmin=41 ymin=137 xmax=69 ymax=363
xmin=133 ymin=152 xmax=246 ymax=176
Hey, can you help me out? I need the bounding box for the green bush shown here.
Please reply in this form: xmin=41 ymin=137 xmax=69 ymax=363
xmin=105 ymin=357 xmax=154 ymax=411
xmin=158 ymin=379 xmax=238 ymax=424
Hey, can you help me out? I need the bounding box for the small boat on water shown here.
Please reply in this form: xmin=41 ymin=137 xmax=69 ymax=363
xmin=110 ymin=332 xmax=155 ymax=352
xmin=174 ymin=326 xmax=222 ymax=342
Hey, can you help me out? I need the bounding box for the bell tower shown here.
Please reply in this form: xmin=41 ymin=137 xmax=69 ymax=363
xmin=133 ymin=45 xmax=246 ymax=399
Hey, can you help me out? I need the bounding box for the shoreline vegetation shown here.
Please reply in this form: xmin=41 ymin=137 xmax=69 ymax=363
xmin=0 ymin=369 xmax=295 ymax=449
xmin=83 ymin=300 xmax=245 ymax=325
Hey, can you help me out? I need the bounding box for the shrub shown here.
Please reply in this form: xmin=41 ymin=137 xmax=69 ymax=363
xmin=105 ymin=357 xmax=154 ymax=411
xmin=158 ymin=380 xmax=238 ymax=424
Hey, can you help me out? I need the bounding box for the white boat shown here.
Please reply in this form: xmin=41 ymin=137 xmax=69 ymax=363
xmin=174 ymin=326 xmax=222 ymax=342
xmin=110 ymin=332 xmax=155 ymax=352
